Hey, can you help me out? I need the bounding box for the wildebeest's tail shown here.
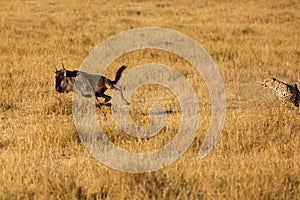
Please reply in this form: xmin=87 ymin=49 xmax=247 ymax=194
xmin=111 ymin=65 xmax=127 ymax=85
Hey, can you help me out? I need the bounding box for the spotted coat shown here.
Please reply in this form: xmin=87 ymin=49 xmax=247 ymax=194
xmin=262 ymin=77 xmax=299 ymax=107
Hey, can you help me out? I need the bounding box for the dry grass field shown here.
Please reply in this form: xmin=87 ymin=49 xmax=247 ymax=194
xmin=0 ymin=0 xmax=300 ymax=199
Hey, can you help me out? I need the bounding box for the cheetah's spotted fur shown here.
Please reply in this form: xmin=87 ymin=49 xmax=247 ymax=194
xmin=262 ymin=77 xmax=300 ymax=108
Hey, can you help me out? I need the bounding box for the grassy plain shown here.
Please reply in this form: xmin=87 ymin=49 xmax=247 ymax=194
xmin=0 ymin=0 xmax=299 ymax=199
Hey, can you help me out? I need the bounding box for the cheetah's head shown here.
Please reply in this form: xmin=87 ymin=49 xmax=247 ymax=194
xmin=262 ymin=77 xmax=277 ymax=88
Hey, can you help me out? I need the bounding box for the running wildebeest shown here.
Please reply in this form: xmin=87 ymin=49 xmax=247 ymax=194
xmin=54 ymin=63 xmax=128 ymax=107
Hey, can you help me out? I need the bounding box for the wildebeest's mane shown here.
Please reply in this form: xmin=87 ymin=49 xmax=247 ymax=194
xmin=66 ymin=70 xmax=79 ymax=77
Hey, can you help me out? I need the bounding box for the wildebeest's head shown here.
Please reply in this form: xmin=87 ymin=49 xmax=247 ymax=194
xmin=54 ymin=63 xmax=73 ymax=93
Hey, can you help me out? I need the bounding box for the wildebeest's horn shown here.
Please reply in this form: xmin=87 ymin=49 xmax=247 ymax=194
xmin=61 ymin=62 xmax=65 ymax=71
xmin=53 ymin=64 xmax=57 ymax=72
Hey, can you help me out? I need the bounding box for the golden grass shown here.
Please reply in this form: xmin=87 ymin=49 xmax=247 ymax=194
xmin=0 ymin=0 xmax=300 ymax=199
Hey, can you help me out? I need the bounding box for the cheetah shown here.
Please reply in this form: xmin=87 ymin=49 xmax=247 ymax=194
xmin=262 ymin=76 xmax=300 ymax=108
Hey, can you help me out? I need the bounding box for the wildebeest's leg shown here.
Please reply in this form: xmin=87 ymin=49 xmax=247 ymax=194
xmin=113 ymin=86 xmax=130 ymax=105
xmin=94 ymin=96 xmax=104 ymax=108
xmin=95 ymin=90 xmax=112 ymax=106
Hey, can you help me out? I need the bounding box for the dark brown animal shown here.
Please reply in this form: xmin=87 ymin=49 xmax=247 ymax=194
xmin=54 ymin=63 xmax=128 ymax=107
